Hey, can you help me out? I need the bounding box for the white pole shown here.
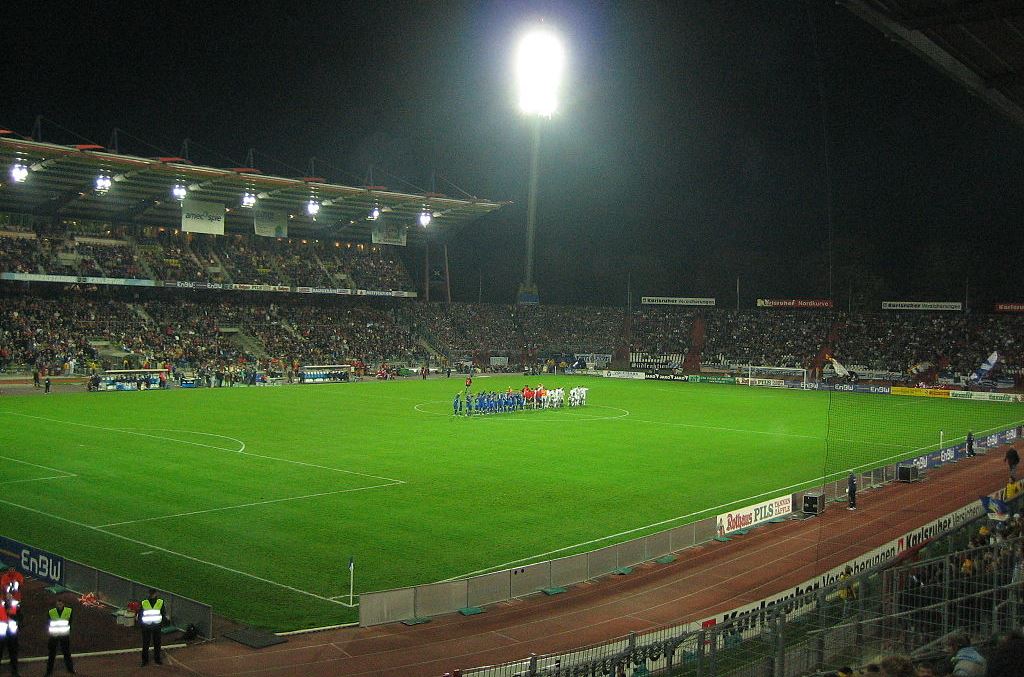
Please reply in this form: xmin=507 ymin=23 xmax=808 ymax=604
xmin=939 ymin=430 xmax=944 ymax=449
xmin=349 ymin=561 xmax=354 ymax=606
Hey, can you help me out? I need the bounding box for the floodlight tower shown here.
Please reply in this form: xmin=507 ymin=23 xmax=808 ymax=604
xmin=515 ymin=27 xmax=564 ymax=304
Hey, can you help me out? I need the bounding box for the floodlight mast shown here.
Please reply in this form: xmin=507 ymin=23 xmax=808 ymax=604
xmin=515 ymin=27 xmax=563 ymax=305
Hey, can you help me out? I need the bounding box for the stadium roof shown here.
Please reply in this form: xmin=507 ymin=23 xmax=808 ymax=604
xmin=0 ymin=135 xmax=509 ymax=242
xmin=841 ymin=0 xmax=1024 ymax=129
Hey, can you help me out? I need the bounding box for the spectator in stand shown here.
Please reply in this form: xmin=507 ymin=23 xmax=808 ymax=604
xmin=945 ymin=633 xmax=985 ymax=676
xmin=1005 ymin=447 xmax=1019 ymax=481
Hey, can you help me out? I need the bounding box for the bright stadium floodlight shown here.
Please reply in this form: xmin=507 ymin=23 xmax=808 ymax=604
xmin=9 ymin=162 xmax=29 ymax=183
xmin=368 ymin=204 xmax=380 ymax=220
xmin=514 ymin=26 xmax=565 ymax=304
xmin=516 ymin=28 xmax=564 ymax=117
xmin=419 ymin=209 xmax=432 ymax=227
xmin=306 ymin=199 xmax=320 ymax=216
xmin=95 ymin=173 xmax=112 ymax=193
xmin=171 ymin=183 xmax=187 ymax=200
xmin=241 ymin=191 xmax=256 ymax=208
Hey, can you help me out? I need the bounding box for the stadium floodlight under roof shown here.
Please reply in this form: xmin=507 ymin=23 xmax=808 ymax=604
xmin=306 ymin=199 xmax=320 ymax=216
xmin=95 ymin=173 xmax=112 ymax=193
xmin=419 ymin=209 xmax=432 ymax=227
xmin=516 ymin=28 xmax=564 ymax=117
xmin=171 ymin=183 xmax=187 ymax=200
xmin=368 ymin=204 xmax=380 ymax=220
xmin=9 ymin=162 xmax=28 ymax=183
xmin=241 ymin=191 xmax=256 ymax=208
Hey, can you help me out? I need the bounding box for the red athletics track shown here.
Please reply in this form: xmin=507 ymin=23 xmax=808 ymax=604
xmin=63 ymin=450 xmax=1012 ymax=677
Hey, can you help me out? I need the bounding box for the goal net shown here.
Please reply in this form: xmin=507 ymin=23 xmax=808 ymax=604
xmin=745 ymin=365 xmax=808 ymax=386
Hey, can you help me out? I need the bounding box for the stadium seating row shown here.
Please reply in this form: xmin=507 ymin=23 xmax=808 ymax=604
xmin=0 ymin=225 xmax=415 ymax=291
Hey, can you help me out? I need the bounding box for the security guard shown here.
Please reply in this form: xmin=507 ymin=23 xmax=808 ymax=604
xmin=138 ymin=589 xmax=166 ymax=666
xmin=46 ymin=596 xmax=75 ymax=675
xmin=0 ymin=590 xmax=20 ymax=677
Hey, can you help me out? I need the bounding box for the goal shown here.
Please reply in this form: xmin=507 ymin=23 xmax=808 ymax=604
xmin=745 ymin=365 xmax=808 ymax=386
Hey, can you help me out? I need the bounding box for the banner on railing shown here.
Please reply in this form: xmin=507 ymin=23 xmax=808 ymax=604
xmin=0 ymin=272 xmax=417 ymax=298
xmin=716 ymin=495 xmax=792 ymax=536
xmin=0 ymin=536 xmax=64 ymax=585
xmin=882 ymin=301 xmax=962 ymax=311
xmin=995 ymin=303 xmax=1024 ymax=312
xmin=891 ymin=386 xmax=951 ymax=398
xmin=640 ymin=296 xmax=715 ymax=306
xmin=756 ymin=298 xmax=833 ymax=309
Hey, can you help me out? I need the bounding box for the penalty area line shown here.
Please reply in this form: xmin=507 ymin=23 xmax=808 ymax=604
xmin=94 ymin=480 xmax=405 ymax=528
xmin=0 ymin=412 xmax=406 ymax=485
xmin=0 ymin=496 xmax=347 ymax=607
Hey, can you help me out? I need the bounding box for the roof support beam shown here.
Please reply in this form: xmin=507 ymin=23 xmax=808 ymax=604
xmin=840 ymin=0 xmax=1024 ymax=130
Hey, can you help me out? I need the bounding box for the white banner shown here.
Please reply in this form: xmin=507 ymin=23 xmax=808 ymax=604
xmin=641 ymin=296 xmax=715 ymax=306
xmin=716 ymin=495 xmax=792 ymax=536
xmin=181 ymin=199 xmax=225 ymax=235
xmin=371 ymin=222 xmax=407 ymax=247
xmin=882 ymin=301 xmax=962 ymax=311
xmin=602 ymin=370 xmax=646 ymax=380
xmin=490 ymin=356 xmax=509 ymax=366
xmin=253 ymin=207 xmax=287 ymax=238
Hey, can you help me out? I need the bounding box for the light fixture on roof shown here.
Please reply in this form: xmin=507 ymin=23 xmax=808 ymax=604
xmin=9 ymin=163 xmax=28 ymax=183
xmin=241 ymin=191 xmax=257 ymax=208
xmin=368 ymin=204 xmax=380 ymax=220
xmin=95 ymin=173 xmax=112 ymax=194
xmin=171 ymin=183 xmax=187 ymax=200
xmin=419 ymin=209 xmax=432 ymax=227
xmin=306 ymin=199 xmax=320 ymax=216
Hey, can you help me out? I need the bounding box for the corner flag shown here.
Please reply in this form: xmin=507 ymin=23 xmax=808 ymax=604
xmin=348 ymin=556 xmax=355 ymax=606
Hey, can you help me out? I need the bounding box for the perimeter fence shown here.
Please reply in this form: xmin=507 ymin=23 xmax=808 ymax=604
xmin=360 ymin=421 xmax=1019 ymax=627
xmin=0 ymin=536 xmax=212 ymax=637
xmin=457 ymin=495 xmax=1023 ymax=677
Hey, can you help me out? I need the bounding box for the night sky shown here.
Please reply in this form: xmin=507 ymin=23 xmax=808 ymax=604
xmin=3 ymin=1 xmax=1023 ymax=307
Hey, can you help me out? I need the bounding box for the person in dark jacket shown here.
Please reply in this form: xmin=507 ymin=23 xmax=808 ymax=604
xmin=847 ymin=472 xmax=858 ymax=511
xmin=1006 ymin=447 xmax=1019 ymax=481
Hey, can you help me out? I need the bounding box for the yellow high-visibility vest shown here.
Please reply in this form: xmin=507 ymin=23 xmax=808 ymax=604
xmin=141 ymin=598 xmax=163 ymax=626
xmin=48 ymin=607 xmax=72 ymax=636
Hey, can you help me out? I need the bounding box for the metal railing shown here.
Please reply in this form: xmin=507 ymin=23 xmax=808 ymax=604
xmin=457 ymin=496 xmax=1023 ymax=677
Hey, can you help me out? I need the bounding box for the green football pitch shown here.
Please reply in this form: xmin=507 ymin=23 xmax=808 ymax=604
xmin=1 ymin=377 xmax=1021 ymax=630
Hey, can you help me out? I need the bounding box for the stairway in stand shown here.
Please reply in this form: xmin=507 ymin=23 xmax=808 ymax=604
xmin=682 ymin=315 xmax=705 ymax=372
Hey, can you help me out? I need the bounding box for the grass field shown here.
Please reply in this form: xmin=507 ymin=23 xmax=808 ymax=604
xmin=1 ymin=377 xmax=1021 ymax=630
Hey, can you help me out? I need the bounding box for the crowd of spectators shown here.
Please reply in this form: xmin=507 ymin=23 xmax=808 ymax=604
xmin=321 ymin=243 xmax=414 ymax=291
xmin=833 ymin=313 xmax=1024 ymax=378
xmin=0 ymin=226 xmax=416 ymax=292
xmin=699 ymin=310 xmax=834 ymax=369
xmin=0 ymin=234 xmax=43 ymax=274
xmin=630 ymin=307 xmax=698 ymax=355
xmin=136 ymin=229 xmax=208 ymax=282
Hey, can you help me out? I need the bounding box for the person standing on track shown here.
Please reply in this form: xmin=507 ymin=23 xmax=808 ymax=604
xmin=0 ymin=589 xmax=20 ymax=677
xmin=847 ymin=472 xmax=857 ymax=511
xmin=45 ymin=596 xmax=75 ymax=675
xmin=138 ymin=589 xmax=165 ymax=666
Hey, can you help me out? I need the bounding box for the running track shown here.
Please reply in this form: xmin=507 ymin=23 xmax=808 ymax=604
xmin=63 ymin=451 xmax=1012 ymax=676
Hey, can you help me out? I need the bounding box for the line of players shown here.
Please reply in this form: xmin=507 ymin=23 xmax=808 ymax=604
xmin=453 ymin=385 xmax=588 ymax=416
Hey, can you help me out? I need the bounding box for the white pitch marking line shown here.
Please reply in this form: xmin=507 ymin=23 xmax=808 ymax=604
xmin=0 ymin=454 xmax=77 ymax=475
xmin=0 ymin=496 xmax=346 ymax=606
xmin=0 ymin=474 xmax=77 ymax=486
xmin=95 ymin=480 xmax=404 ymax=528
xmin=437 ymin=418 xmax=1024 ymax=582
xmin=0 ymin=413 xmax=406 ymax=485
